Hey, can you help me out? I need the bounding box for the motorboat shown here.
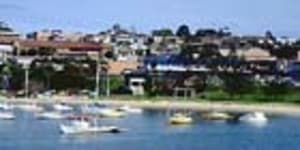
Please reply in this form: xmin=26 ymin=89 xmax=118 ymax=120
xmin=239 ymin=112 xmax=268 ymax=124
xmin=17 ymin=104 xmax=44 ymax=112
xmin=118 ymin=105 xmax=143 ymax=114
xmin=0 ymin=103 xmax=14 ymax=110
xmin=59 ymin=119 xmax=124 ymax=134
xmin=201 ymin=112 xmax=234 ymax=121
xmin=169 ymin=113 xmax=193 ymax=125
xmin=36 ymin=111 xmax=66 ymax=120
xmin=0 ymin=112 xmax=15 ymax=120
xmin=99 ymin=108 xmax=125 ymax=118
xmin=53 ymin=103 xmax=73 ymax=111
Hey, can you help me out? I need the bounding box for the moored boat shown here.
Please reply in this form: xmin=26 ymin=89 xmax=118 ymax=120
xmin=0 ymin=103 xmax=14 ymax=110
xmin=80 ymin=105 xmax=104 ymax=115
xmin=118 ymin=105 xmax=143 ymax=114
xmin=0 ymin=112 xmax=15 ymax=120
xmin=201 ymin=112 xmax=234 ymax=121
xmin=99 ymin=108 xmax=125 ymax=118
xmin=36 ymin=111 xmax=66 ymax=120
xmin=17 ymin=104 xmax=44 ymax=112
xmin=239 ymin=112 xmax=268 ymax=124
xmin=53 ymin=103 xmax=73 ymax=111
xmin=169 ymin=113 xmax=193 ymax=125
xmin=59 ymin=118 xmax=124 ymax=134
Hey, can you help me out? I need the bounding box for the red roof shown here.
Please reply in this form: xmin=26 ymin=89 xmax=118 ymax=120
xmin=19 ymin=40 xmax=102 ymax=51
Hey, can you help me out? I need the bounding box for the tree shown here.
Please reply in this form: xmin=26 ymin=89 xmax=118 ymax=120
xmin=262 ymin=80 xmax=291 ymax=101
xmin=194 ymin=29 xmax=217 ymax=37
xmin=265 ymin=30 xmax=276 ymax=42
xmin=221 ymin=73 xmax=256 ymax=97
xmin=38 ymin=47 xmax=56 ymax=56
xmin=271 ymin=44 xmax=297 ymax=60
xmin=152 ymin=28 xmax=174 ymax=37
xmin=176 ymin=25 xmax=191 ymax=38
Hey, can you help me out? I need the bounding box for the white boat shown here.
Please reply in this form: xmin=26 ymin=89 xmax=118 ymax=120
xmin=17 ymin=104 xmax=44 ymax=112
xmin=36 ymin=111 xmax=66 ymax=120
xmin=59 ymin=119 xmax=123 ymax=134
xmin=99 ymin=108 xmax=125 ymax=118
xmin=80 ymin=105 xmax=103 ymax=115
xmin=239 ymin=112 xmax=268 ymax=124
xmin=169 ymin=113 xmax=193 ymax=125
xmin=118 ymin=105 xmax=143 ymax=114
xmin=0 ymin=112 xmax=15 ymax=120
xmin=201 ymin=112 xmax=234 ymax=121
xmin=53 ymin=103 xmax=73 ymax=111
xmin=0 ymin=103 xmax=14 ymax=110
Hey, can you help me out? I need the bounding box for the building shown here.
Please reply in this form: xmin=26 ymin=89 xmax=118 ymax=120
xmin=0 ymin=43 xmax=14 ymax=62
xmin=27 ymin=29 xmax=84 ymax=42
xmin=236 ymin=47 xmax=276 ymax=61
xmin=16 ymin=40 xmax=103 ymax=59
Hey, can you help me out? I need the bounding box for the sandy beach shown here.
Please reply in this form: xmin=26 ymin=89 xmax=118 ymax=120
xmin=2 ymin=97 xmax=300 ymax=116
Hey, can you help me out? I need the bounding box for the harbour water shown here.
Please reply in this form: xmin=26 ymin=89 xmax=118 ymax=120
xmin=0 ymin=110 xmax=299 ymax=150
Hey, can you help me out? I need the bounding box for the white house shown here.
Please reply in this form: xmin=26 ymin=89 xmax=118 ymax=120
xmin=0 ymin=44 xmax=14 ymax=62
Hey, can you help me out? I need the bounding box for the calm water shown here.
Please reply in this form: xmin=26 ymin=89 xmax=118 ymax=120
xmin=0 ymin=109 xmax=299 ymax=150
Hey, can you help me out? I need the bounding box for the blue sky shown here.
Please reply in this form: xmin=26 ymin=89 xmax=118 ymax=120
xmin=0 ymin=0 xmax=299 ymax=37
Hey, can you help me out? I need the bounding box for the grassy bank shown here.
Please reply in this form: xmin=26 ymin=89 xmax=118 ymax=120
xmin=202 ymin=90 xmax=300 ymax=104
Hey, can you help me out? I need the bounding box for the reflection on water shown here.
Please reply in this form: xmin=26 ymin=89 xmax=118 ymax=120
xmin=0 ymin=109 xmax=299 ymax=150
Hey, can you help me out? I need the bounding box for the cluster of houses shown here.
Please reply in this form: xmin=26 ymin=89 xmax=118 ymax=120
xmin=0 ymin=22 xmax=300 ymax=95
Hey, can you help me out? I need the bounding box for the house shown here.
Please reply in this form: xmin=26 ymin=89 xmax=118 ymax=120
xmin=236 ymin=47 xmax=276 ymax=61
xmin=107 ymin=60 xmax=140 ymax=75
xmin=16 ymin=40 xmax=103 ymax=59
xmin=27 ymin=29 xmax=84 ymax=42
xmin=0 ymin=43 xmax=14 ymax=62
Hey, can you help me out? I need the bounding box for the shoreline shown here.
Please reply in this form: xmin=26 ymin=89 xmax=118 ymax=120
xmin=2 ymin=97 xmax=300 ymax=116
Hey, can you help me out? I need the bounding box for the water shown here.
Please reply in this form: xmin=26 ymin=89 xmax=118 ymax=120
xmin=0 ymin=109 xmax=299 ymax=150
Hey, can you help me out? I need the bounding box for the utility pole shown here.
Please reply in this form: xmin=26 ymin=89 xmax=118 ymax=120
xmin=25 ymin=67 xmax=29 ymax=100
xmin=106 ymin=73 xmax=110 ymax=97
xmin=95 ymin=52 xmax=100 ymax=100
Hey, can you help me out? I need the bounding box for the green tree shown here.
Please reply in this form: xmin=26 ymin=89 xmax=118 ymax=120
xmin=152 ymin=28 xmax=174 ymax=37
xmin=221 ymin=73 xmax=256 ymax=98
xmin=176 ymin=25 xmax=191 ymax=39
xmin=262 ymin=80 xmax=291 ymax=101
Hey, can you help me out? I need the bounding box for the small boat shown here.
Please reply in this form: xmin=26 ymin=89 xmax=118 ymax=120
xmin=0 ymin=103 xmax=14 ymax=110
xmin=118 ymin=105 xmax=143 ymax=114
xmin=81 ymin=105 xmax=104 ymax=115
xmin=17 ymin=104 xmax=44 ymax=112
xmin=239 ymin=112 xmax=268 ymax=124
xmin=169 ymin=113 xmax=193 ymax=125
xmin=99 ymin=109 xmax=125 ymax=118
xmin=53 ymin=103 xmax=73 ymax=111
xmin=0 ymin=112 xmax=15 ymax=120
xmin=66 ymin=115 xmax=91 ymax=121
xmin=201 ymin=112 xmax=234 ymax=121
xmin=59 ymin=118 xmax=124 ymax=134
xmin=36 ymin=111 xmax=66 ymax=120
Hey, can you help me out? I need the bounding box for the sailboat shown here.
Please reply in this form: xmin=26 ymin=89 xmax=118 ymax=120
xmin=168 ymin=88 xmax=193 ymax=125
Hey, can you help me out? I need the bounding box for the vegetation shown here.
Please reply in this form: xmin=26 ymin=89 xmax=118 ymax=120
xmin=152 ymin=28 xmax=174 ymax=37
xmin=176 ymin=25 xmax=191 ymax=39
